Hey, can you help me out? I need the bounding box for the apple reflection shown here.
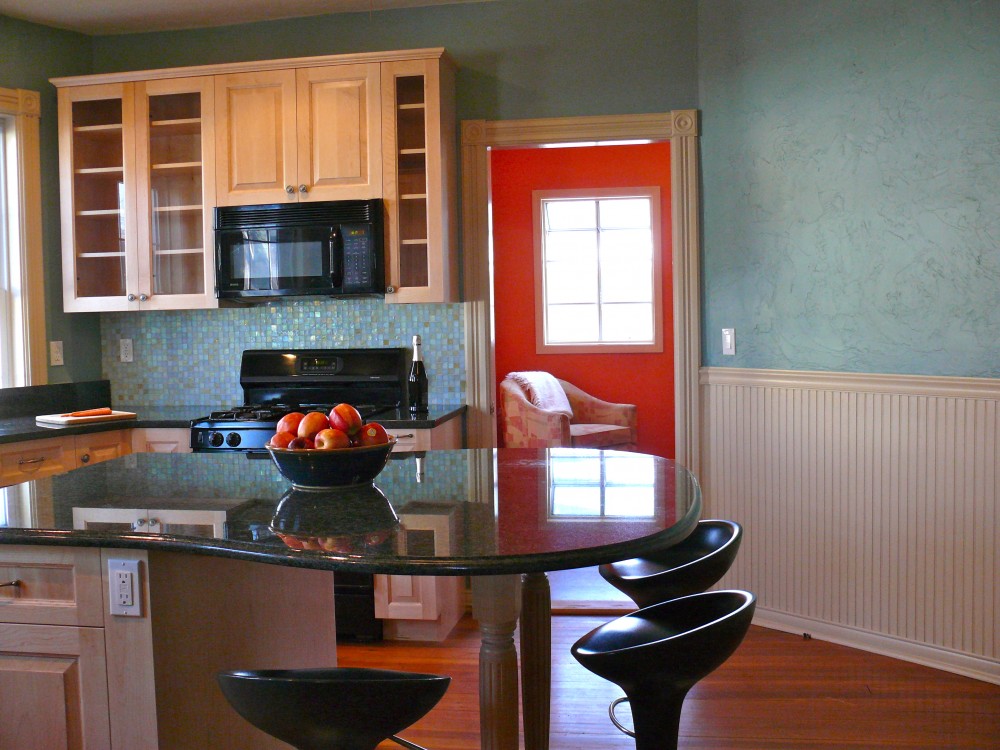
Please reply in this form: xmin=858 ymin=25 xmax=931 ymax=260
xmin=270 ymin=483 xmax=399 ymax=555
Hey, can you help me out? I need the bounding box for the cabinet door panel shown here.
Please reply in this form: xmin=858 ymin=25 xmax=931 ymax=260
xmin=0 ymin=546 xmax=104 ymax=626
xmin=0 ymin=623 xmax=111 ymax=749
xmin=296 ymin=64 xmax=381 ymax=201
xmin=215 ymin=69 xmax=297 ymax=206
xmin=75 ymin=429 xmax=131 ymax=467
xmin=0 ymin=438 xmax=75 ymax=487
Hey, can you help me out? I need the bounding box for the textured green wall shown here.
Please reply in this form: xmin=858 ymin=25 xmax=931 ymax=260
xmin=699 ymin=0 xmax=1000 ymax=377
xmin=0 ymin=15 xmax=97 ymax=383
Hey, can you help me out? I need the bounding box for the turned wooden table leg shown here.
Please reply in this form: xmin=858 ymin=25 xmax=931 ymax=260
xmin=471 ymin=574 xmax=522 ymax=750
xmin=520 ymin=572 xmax=551 ymax=750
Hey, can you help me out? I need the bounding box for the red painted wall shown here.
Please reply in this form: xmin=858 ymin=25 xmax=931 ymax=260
xmin=491 ymin=143 xmax=674 ymax=458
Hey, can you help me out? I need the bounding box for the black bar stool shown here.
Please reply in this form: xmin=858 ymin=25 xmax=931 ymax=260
xmin=216 ymin=667 xmax=450 ymax=750
xmin=599 ymin=519 xmax=743 ymax=608
xmin=571 ymin=589 xmax=756 ymax=750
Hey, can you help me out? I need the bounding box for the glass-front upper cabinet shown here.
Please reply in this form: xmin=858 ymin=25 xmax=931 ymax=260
xmin=57 ymin=77 xmax=216 ymax=312
xmin=381 ymin=56 xmax=459 ymax=304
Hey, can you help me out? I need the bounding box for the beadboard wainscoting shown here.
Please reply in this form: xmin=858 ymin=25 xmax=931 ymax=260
xmin=701 ymin=368 xmax=999 ymax=684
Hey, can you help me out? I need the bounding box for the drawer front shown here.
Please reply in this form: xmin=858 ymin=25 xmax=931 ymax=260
xmin=0 ymin=438 xmax=75 ymax=486
xmin=75 ymin=429 xmax=131 ymax=467
xmin=0 ymin=546 xmax=104 ymax=626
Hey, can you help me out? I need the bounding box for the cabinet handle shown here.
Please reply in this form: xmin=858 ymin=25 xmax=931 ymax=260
xmin=298 ymin=184 xmax=308 ymax=194
xmin=285 ymin=185 xmax=295 ymax=194
xmin=393 ymin=433 xmax=415 ymax=439
xmin=17 ymin=457 xmax=45 ymax=466
xmin=80 ymin=453 xmax=90 ymax=463
xmin=139 ymin=293 xmax=149 ymax=302
xmin=0 ymin=580 xmax=21 ymax=588
xmin=127 ymin=293 xmax=136 ymax=301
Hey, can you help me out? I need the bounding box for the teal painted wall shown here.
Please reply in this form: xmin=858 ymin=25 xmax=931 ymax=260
xmin=0 ymin=15 xmax=98 ymax=384
xmin=699 ymin=0 xmax=1000 ymax=377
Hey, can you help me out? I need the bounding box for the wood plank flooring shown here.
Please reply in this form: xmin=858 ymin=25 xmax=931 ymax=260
xmin=337 ymin=614 xmax=1000 ymax=749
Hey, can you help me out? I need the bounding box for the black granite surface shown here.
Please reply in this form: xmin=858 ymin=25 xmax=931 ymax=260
xmin=0 ymin=449 xmax=700 ymax=576
xmin=0 ymin=402 xmax=466 ymax=446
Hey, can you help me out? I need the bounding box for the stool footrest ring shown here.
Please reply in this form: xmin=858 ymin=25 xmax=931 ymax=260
xmin=609 ymin=696 xmax=636 ymax=737
xmin=391 ymin=735 xmax=429 ymax=750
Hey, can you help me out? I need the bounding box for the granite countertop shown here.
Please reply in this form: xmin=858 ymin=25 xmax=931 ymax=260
xmin=0 ymin=449 xmax=701 ymax=577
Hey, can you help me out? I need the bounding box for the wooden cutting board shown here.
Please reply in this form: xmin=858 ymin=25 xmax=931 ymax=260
xmin=36 ymin=410 xmax=138 ymax=425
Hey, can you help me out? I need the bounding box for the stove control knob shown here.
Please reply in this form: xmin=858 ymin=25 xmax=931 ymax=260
xmin=226 ymin=432 xmax=242 ymax=448
xmin=208 ymin=431 xmax=225 ymax=448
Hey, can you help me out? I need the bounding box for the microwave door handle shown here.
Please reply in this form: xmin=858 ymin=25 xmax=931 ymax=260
xmin=329 ymin=228 xmax=343 ymax=288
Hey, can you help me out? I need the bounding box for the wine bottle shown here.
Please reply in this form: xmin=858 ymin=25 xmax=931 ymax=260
xmin=408 ymin=335 xmax=428 ymax=413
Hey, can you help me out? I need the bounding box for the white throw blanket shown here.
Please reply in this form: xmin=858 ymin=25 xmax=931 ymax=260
xmin=505 ymin=371 xmax=573 ymax=418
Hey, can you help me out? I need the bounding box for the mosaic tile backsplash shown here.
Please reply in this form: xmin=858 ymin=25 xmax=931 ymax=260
xmin=100 ymin=298 xmax=466 ymax=406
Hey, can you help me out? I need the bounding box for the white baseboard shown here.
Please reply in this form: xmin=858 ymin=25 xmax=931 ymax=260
xmin=755 ymin=607 xmax=1000 ymax=686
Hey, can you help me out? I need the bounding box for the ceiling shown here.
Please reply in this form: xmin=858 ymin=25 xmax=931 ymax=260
xmin=0 ymin=0 xmax=489 ymax=35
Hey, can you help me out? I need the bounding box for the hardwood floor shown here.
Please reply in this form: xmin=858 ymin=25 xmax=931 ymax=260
xmin=337 ymin=613 xmax=1000 ymax=749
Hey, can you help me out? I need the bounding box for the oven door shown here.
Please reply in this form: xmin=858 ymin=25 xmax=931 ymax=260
xmin=216 ymin=225 xmax=342 ymax=298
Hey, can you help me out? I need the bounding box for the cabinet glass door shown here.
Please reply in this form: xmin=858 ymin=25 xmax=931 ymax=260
xmin=69 ymin=97 xmax=129 ymax=298
xmin=136 ymin=78 xmax=215 ymax=308
xmin=394 ymin=74 xmax=430 ymax=290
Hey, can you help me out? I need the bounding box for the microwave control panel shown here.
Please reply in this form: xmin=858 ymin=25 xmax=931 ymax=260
xmin=342 ymin=224 xmax=374 ymax=290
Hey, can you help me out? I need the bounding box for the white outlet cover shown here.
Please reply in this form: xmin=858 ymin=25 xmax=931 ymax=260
xmin=108 ymin=558 xmax=142 ymax=616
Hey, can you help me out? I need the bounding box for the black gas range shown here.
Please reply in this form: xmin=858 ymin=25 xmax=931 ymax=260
xmin=190 ymin=348 xmax=408 ymax=453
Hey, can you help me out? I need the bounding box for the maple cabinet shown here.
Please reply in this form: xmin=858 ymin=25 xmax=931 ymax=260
xmin=56 ymin=77 xmax=216 ymax=312
xmin=381 ymin=57 xmax=458 ymax=303
xmin=0 ymin=431 xmax=131 ymax=488
xmin=214 ymin=63 xmax=381 ymax=206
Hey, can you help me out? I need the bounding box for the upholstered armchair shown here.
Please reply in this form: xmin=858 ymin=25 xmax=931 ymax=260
xmin=499 ymin=371 xmax=637 ymax=450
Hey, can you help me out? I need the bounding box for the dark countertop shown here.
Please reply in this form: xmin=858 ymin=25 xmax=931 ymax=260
xmin=0 ymin=403 xmax=467 ymax=446
xmin=0 ymin=449 xmax=700 ymax=576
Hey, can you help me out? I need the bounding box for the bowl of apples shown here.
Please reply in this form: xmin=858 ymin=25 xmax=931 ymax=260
xmin=265 ymin=403 xmax=396 ymax=489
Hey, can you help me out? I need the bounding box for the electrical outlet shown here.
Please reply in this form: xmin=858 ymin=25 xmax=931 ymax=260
xmin=119 ymin=338 xmax=134 ymax=363
xmin=50 ymin=341 xmax=64 ymax=366
xmin=108 ymin=558 xmax=142 ymax=616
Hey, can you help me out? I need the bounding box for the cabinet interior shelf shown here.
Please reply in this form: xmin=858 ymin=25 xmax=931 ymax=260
xmin=401 ymin=193 xmax=427 ymax=200
xmin=75 ymin=166 xmax=124 ymax=175
xmin=153 ymin=247 xmax=204 ymax=256
xmin=78 ymin=251 xmax=125 ymax=258
xmin=77 ymin=209 xmax=121 ymax=216
xmin=401 ymin=239 xmax=429 ymax=246
xmin=398 ymin=103 xmax=426 ymax=111
xmin=151 ymin=161 xmax=202 ymax=171
xmin=150 ymin=118 xmax=201 ymax=134
xmin=400 ymin=148 xmax=427 ymax=156
xmin=153 ymin=204 xmax=202 ymax=213
xmin=74 ymin=123 xmax=122 ymax=133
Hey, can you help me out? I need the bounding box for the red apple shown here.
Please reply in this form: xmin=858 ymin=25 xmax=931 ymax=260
xmin=276 ymin=411 xmax=306 ymax=435
xmin=314 ymin=427 xmax=350 ymax=450
xmin=329 ymin=403 xmax=363 ymax=436
xmin=268 ymin=431 xmax=295 ymax=449
xmin=297 ymin=411 xmax=330 ymax=439
xmin=287 ymin=436 xmax=314 ymax=450
xmin=357 ymin=422 xmax=389 ymax=446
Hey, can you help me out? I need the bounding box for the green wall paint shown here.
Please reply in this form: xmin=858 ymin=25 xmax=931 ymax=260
xmin=699 ymin=0 xmax=1000 ymax=376
xmin=0 ymin=15 xmax=98 ymax=383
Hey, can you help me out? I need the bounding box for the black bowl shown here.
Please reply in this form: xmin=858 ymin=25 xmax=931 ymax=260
xmin=266 ymin=437 xmax=396 ymax=489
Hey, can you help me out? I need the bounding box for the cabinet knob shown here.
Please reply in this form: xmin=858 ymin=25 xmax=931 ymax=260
xmin=386 ymin=286 xmax=396 ymax=294
xmin=80 ymin=453 xmax=90 ymax=463
xmin=133 ymin=518 xmax=146 ymax=529
xmin=285 ymin=185 xmax=295 ymax=194
xmin=127 ymin=293 xmax=136 ymax=301
xmin=298 ymin=184 xmax=308 ymax=193
xmin=139 ymin=293 xmax=149 ymax=302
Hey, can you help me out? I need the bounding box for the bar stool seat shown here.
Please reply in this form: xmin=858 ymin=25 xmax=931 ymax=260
xmin=599 ymin=519 xmax=743 ymax=608
xmin=571 ymin=590 xmax=756 ymax=750
xmin=217 ymin=667 xmax=450 ymax=750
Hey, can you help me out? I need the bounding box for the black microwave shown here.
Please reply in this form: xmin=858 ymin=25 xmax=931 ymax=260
xmin=215 ymin=199 xmax=385 ymax=300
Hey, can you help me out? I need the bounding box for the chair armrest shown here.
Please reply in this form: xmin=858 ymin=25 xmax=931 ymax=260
xmin=558 ymin=380 xmax=638 ymax=441
xmin=499 ymin=380 xmax=571 ymax=448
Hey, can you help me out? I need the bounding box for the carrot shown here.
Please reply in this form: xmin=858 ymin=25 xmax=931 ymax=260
xmin=62 ymin=407 xmax=113 ymax=418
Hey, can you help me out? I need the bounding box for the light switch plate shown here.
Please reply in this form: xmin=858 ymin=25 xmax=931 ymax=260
xmin=722 ymin=328 xmax=736 ymax=356
xmin=50 ymin=341 xmax=64 ymax=366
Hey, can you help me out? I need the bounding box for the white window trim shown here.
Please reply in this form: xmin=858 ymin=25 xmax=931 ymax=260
xmin=0 ymin=87 xmax=46 ymax=386
xmin=532 ymin=185 xmax=664 ymax=354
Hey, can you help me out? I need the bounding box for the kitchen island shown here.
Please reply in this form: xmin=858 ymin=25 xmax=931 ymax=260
xmin=1 ymin=448 xmax=700 ymax=749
